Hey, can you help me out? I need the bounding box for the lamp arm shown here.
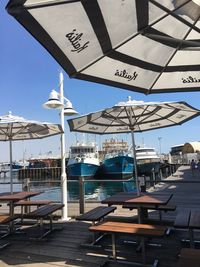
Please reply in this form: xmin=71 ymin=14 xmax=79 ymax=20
xmin=55 ymin=91 xmax=70 ymax=103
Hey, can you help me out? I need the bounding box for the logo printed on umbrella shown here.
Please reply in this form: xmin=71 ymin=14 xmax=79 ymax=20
xmin=66 ymin=29 xmax=89 ymax=53
xmin=182 ymin=76 xmax=200 ymax=83
xmin=149 ymin=123 xmax=161 ymax=127
xmin=176 ymin=114 xmax=187 ymax=119
xmin=77 ymin=120 xmax=83 ymax=125
xmin=115 ymin=69 xmax=138 ymax=82
xmin=116 ymin=127 xmax=129 ymax=131
xmin=89 ymin=127 xmax=99 ymax=131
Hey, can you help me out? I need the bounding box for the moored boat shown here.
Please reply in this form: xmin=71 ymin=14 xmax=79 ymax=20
xmin=99 ymin=138 xmax=134 ymax=179
xmin=100 ymin=154 xmax=134 ymax=179
xmin=136 ymin=146 xmax=161 ymax=176
xmin=67 ymin=142 xmax=100 ymax=180
xmin=99 ymin=139 xmax=160 ymax=179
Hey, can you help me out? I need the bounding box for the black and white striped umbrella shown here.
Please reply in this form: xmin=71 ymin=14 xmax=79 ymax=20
xmin=0 ymin=112 xmax=63 ymax=193
xmin=68 ymin=97 xmax=200 ymax=194
xmin=6 ymin=0 xmax=200 ymax=94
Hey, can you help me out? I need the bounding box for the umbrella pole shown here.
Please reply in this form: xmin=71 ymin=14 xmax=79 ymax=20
xmin=9 ymin=140 xmax=13 ymax=194
xmin=130 ymin=130 xmax=140 ymax=196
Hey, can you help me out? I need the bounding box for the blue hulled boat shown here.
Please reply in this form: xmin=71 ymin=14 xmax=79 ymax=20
xmin=67 ymin=142 xmax=100 ymax=180
xmin=101 ymin=154 xmax=134 ymax=179
xmin=99 ymin=139 xmax=161 ymax=179
xmin=99 ymin=138 xmax=134 ymax=179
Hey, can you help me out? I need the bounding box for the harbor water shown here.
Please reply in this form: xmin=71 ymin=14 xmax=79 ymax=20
xmin=0 ymin=171 xmax=136 ymax=201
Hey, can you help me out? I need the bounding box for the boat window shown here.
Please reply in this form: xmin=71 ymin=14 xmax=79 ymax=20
xmin=138 ymin=149 xmax=154 ymax=153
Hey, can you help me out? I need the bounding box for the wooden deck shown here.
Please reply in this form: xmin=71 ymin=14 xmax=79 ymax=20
xmin=1 ymin=165 xmax=200 ymax=267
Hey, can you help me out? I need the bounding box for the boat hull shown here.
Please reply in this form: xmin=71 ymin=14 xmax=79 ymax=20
xmin=137 ymin=162 xmax=161 ymax=176
xmin=100 ymin=156 xmax=134 ymax=180
xmin=67 ymin=162 xmax=99 ymax=180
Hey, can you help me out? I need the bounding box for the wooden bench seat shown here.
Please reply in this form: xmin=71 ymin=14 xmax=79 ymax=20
xmin=178 ymin=248 xmax=200 ymax=267
xmin=22 ymin=203 xmax=64 ymax=239
xmin=90 ymin=221 xmax=167 ymax=267
xmin=14 ymin=200 xmax=54 ymax=207
xmin=0 ymin=215 xmax=17 ymax=224
xmin=174 ymin=209 xmax=191 ymax=229
xmin=122 ymin=204 xmax=176 ymax=212
xmin=14 ymin=200 xmax=54 ymax=217
xmin=76 ymin=206 xmax=116 ymax=248
xmin=76 ymin=206 xmax=117 ymax=224
xmin=0 ymin=214 xmax=19 ymax=249
xmin=123 ymin=204 xmax=176 ymax=221
xmin=173 ymin=209 xmax=200 ymax=247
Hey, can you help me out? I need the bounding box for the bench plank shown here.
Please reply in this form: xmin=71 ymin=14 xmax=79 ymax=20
xmin=174 ymin=210 xmax=191 ymax=228
xmin=0 ymin=215 xmax=19 ymax=249
xmin=189 ymin=210 xmax=200 ymax=229
xmin=22 ymin=204 xmax=64 ymax=240
xmin=14 ymin=200 xmax=54 ymax=206
xmin=23 ymin=204 xmax=64 ymax=219
xmin=0 ymin=215 xmax=17 ymax=224
xmin=76 ymin=206 xmax=116 ymax=222
xmin=122 ymin=204 xmax=176 ymax=211
xmin=76 ymin=206 xmax=117 ymax=248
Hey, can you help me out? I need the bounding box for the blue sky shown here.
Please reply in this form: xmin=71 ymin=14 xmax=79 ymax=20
xmin=1 ymin=0 xmax=200 ymax=162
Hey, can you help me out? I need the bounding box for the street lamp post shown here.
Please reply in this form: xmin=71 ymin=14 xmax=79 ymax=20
xmin=43 ymin=71 xmax=78 ymax=221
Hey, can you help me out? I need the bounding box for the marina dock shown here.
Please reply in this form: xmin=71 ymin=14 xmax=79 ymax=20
xmin=1 ymin=165 xmax=200 ymax=266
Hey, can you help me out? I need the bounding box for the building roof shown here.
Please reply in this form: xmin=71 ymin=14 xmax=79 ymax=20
xmin=182 ymin=142 xmax=200 ymax=153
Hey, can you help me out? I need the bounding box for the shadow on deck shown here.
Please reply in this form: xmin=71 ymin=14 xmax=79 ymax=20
xmin=0 ymin=217 xmax=199 ymax=267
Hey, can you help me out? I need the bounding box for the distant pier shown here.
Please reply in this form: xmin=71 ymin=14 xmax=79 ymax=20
xmin=18 ymin=167 xmax=62 ymax=179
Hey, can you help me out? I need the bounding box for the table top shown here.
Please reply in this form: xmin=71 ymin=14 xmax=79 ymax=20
xmin=0 ymin=191 xmax=42 ymax=202
xmin=125 ymin=194 xmax=172 ymax=205
xmin=101 ymin=192 xmax=173 ymax=206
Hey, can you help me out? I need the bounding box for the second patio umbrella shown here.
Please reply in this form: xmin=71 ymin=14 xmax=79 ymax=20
xmin=68 ymin=97 xmax=200 ymax=195
xmin=0 ymin=112 xmax=63 ymax=193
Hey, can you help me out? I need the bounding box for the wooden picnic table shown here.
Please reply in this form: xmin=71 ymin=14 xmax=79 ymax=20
xmin=188 ymin=209 xmax=200 ymax=247
xmin=102 ymin=191 xmax=173 ymax=223
xmin=0 ymin=191 xmax=43 ymax=232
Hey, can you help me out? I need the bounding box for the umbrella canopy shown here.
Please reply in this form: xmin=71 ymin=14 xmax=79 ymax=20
xmin=6 ymin=0 xmax=200 ymax=94
xmin=0 ymin=112 xmax=63 ymax=192
xmin=68 ymin=97 xmax=200 ymax=195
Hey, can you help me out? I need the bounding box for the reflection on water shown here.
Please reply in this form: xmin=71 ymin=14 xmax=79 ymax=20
xmin=0 ymin=172 xmax=136 ymax=201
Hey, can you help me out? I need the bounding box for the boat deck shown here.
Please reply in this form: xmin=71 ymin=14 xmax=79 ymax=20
xmin=1 ymin=165 xmax=200 ymax=267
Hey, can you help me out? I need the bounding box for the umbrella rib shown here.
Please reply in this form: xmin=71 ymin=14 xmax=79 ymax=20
xmin=149 ymin=0 xmax=200 ymax=34
xmin=125 ymin=104 xmax=197 ymax=131
xmin=126 ymin=105 xmax=150 ymax=132
xmin=71 ymin=112 xmax=105 ymax=132
xmin=0 ymin=127 xmax=10 ymax=140
xmin=140 ymin=104 xmax=192 ymax=126
xmin=8 ymin=122 xmax=32 ymax=139
xmin=22 ymin=0 xmax=79 ymax=9
xmin=102 ymin=109 xmax=130 ymax=132
xmin=131 ymin=106 xmax=162 ymax=128
xmin=70 ymin=0 xmax=200 ymax=77
xmin=148 ymin=14 xmax=200 ymax=93
xmin=70 ymin=110 xmax=120 ymax=134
